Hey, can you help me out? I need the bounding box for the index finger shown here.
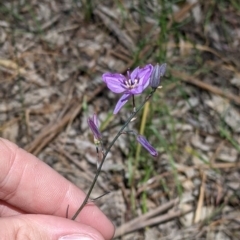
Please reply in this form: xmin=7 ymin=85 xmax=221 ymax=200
xmin=0 ymin=138 xmax=114 ymax=240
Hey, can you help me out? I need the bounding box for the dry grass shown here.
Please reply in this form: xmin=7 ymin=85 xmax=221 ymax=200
xmin=1 ymin=1 xmax=240 ymax=239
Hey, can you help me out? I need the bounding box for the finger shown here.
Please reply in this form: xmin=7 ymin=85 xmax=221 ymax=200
xmin=0 ymin=200 xmax=25 ymax=217
xmin=0 ymin=138 xmax=115 ymax=240
xmin=0 ymin=214 xmax=105 ymax=240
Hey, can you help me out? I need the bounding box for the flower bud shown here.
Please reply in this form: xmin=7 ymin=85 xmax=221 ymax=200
xmin=149 ymin=63 xmax=167 ymax=88
xmin=136 ymin=135 xmax=158 ymax=157
xmin=87 ymin=114 xmax=102 ymax=141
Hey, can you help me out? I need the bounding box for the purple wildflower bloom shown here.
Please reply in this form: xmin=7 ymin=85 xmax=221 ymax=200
xmin=136 ymin=135 xmax=158 ymax=157
xmin=87 ymin=114 xmax=102 ymax=142
xmin=102 ymin=64 xmax=153 ymax=114
xmin=149 ymin=63 xmax=167 ymax=89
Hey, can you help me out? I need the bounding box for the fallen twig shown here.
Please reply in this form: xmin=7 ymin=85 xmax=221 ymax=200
xmin=114 ymin=198 xmax=186 ymax=238
xmin=25 ymin=84 xmax=105 ymax=155
xmin=94 ymin=8 xmax=135 ymax=52
xmin=171 ymin=69 xmax=240 ymax=105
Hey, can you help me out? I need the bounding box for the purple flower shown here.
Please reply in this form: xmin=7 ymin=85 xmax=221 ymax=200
xmin=136 ymin=135 xmax=158 ymax=157
xmin=87 ymin=114 xmax=102 ymax=142
xmin=102 ymin=64 xmax=153 ymax=114
xmin=149 ymin=63 xmax=167 ymax=88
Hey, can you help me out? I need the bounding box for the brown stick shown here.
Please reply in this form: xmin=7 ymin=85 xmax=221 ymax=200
xmin=94 ymin=9 xmax=135 ymax=52
xmin=115 ymin=206 xmax=192 ymax=238
xmin=25 ymin=84 xmax=105 ymax=155
xmin=171 ymin=69 xmax=240 ymax=105
xmin=114 ymin=199 xmax=179 ymax=237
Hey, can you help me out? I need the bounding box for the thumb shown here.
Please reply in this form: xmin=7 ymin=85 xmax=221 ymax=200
xmin=0 ymin=214 xmax=105 ymax=240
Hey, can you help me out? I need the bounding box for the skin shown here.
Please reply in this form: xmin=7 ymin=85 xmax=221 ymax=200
xmin=0 ymin=138 xmax=115 ymax=240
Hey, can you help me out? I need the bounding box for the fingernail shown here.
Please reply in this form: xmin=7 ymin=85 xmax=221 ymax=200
xmin=59 ymin=234 xmax=96 ymax=240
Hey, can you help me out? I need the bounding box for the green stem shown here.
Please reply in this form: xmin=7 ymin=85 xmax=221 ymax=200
xmin=71 ymin=88 xmax=156 ymax=220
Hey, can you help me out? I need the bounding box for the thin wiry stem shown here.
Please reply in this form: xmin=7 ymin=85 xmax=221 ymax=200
xmin=71 ymin=88 xmax=156 ymax=220
xmin=132 ymin=95 xmax=136 ymax=112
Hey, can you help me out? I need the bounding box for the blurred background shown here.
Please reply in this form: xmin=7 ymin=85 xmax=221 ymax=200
xmin=0 ymin=0 xmax=240 ymax=239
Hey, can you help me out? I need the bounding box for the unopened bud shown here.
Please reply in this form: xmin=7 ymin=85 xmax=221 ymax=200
xmin=149 ymin=63 xmax=167 ymax=88
xmin=136 ymin=135 xmax=158 ymax=157
xmin=87 ymin=114 xmax=102 ymax=141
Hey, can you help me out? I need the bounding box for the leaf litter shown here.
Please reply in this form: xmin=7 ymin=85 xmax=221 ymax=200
xmin=0 ymin=1 xmax=240 ymax=239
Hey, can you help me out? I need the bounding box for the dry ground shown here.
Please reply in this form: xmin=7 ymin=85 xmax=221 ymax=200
xmin=1 ymin=1 xmax=240 ymax=239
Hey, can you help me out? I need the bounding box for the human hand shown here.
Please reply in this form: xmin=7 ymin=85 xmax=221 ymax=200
xmin=0 ymin=138 xmax=114 ymax=240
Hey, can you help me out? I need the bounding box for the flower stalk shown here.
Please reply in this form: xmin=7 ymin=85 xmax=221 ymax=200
xmin=71 ymin=63 xmax=166 ymax=220
xmin=71 ymin=88 xmax=157 ymax=220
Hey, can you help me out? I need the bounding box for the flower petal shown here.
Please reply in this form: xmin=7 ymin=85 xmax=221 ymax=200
xmin=102 ymin=73 xmax=126 ymax=93
xmin=137 ymin=64 xmax=153 ymax=87
xmin=130 ymin=84 xmax=144 ymax=95
xmin=130 ymin=66 xmax=139 ymax=82
xmin=113 ymin=93 xmax=131 ymax=114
